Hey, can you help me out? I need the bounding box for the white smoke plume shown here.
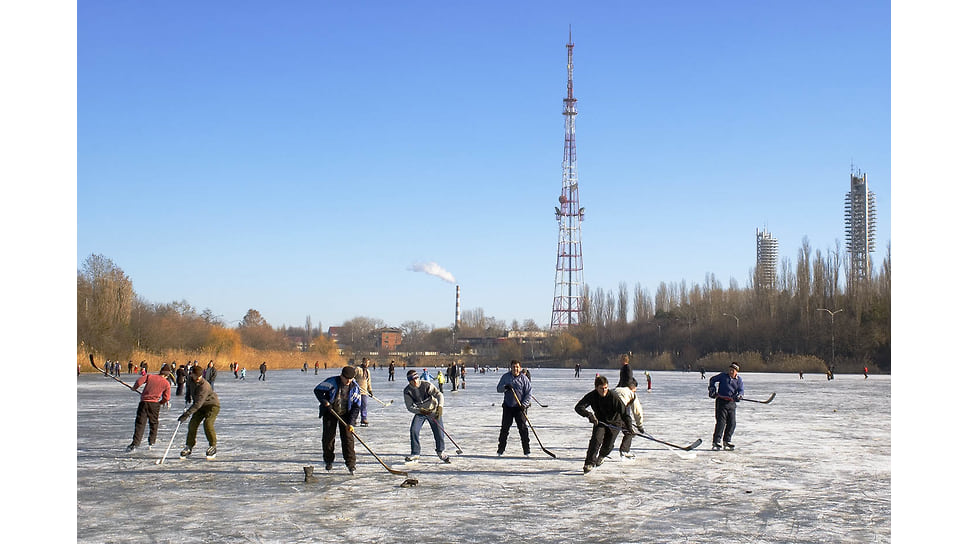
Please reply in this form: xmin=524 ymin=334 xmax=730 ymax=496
xmin=408 ymin=261 xmax=456 ymax=284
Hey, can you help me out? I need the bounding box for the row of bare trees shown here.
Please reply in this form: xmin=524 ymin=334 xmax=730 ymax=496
xmin=79 ymin=239 xmax=889 ymax=372
xmin=568 ymin=239 xmax=890 ymax=371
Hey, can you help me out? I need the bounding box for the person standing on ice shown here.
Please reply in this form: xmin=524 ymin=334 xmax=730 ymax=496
xmin=495 ymin=359 xmax=532 ymax=456
xmin=707 ymin=362 xmax=744 ymax=451
xmin=259 ymin=361 xmax=267 ymax=381
xmin=355 ymin=358 xmax=373 ymax=426
xmin=617 ymin=353 xmax=633 ymax=387
xmin=611 ymin=377 xmax=645 ymax=460
xmin=178 ymin=365 xmax=221 ymax=459
xmin=204 ymin=361 xmax=217 ymax=390
xmin=314 ymin=366 xmax=362 ymax=473
xmin=402 ymin=369 xmax=449 ymax=463
xmin=435 ymin=369 xmax=446 ymax=393
xmin=125 ymin=363 xmax=173 ymax=453
xmin=575 ymin=375 xmax=634 ymax=473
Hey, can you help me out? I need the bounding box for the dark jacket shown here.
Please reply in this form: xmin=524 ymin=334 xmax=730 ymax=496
xmin=183 ymin=378 xmax=219 ymax=417
xmin=709 ymin=372 xmax=744 ymax=401
xmin=575 ymin=390 xmax=633 ymax=430
xmin=618 ymin=364 xmax=633 ymax=388
xmin=314 ymin=376 xmax=362 ymax=424
xmin=496 ymin=371 xmax=532 ymax=408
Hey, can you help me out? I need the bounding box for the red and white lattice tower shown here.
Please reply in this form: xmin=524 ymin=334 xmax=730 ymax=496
xmin=551 ymin=29 xmax=585 ymax=329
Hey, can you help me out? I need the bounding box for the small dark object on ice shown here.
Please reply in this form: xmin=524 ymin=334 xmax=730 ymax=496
xmin=400 ymin=478 xmax=419 ymax=488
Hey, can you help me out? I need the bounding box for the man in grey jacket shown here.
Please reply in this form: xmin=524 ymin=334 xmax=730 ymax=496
xmin=402 ymin=369 xmax=449 ymax=463
xmin=178 ymin=365 xmax=220 ymax=459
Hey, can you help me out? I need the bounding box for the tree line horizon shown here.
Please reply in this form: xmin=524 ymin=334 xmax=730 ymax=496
xmin=77 ymin=242 xmax=890 ymax=373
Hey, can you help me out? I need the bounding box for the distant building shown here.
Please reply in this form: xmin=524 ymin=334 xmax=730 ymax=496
xmin=375 ymin=327 xmax=403 ymax=353
xmin=844 ymin=170 xmax=877 ymax=288
xmin=755 ymin=228 xmax=778 ymax=290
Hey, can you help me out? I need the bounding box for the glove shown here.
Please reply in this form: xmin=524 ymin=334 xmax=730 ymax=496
xmin=178 ymin=413 xmax=189 ymax=423
xmin=708 ymin=387 xmax=716 ymax=398
xmin=347 ymin=425 xmax=355 ymax=434
xmin=504 ymin=384 xmax=511 ymax=392
xmin=624 ymin=426 xmax=635 ymax=436
xmin=636 ymin=425 xmax=645 ymax=434
xmin=734 ymin=394 xmax=743 ymax=402
xmin=435 ymin=407 xmax=443 ymax=419
xmin=586 ymin=414 xmax=598 ymax=426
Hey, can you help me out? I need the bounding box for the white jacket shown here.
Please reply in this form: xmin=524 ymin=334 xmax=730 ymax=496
xmin=611 ymin=386 xmax=644 ymax=428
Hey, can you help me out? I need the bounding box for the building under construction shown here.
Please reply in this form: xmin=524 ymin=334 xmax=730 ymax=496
xmin=755 ymin=228 xmax=778 ymax=290
xmin=844 ymin=170 xmax=877 ymax=288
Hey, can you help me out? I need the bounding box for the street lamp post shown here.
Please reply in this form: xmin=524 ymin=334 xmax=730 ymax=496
xmin=816 ymin=308 xmax=844 ymax=369
xmin=722 ymin=313 xmax=739 ymax=352
xmin=722 ymin=313 xmax=739 ymax=329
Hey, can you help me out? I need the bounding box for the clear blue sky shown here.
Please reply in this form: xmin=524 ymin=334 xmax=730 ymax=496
xmin=74 ymin=1 xmax=891 ymax=331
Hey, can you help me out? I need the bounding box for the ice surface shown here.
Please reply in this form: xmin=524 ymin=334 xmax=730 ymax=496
xmin=77 ymin=368 xmax=890 ymax=543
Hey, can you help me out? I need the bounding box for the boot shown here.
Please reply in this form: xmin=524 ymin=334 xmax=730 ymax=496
xmin=303 ymin=466 xmax=319 ymax=483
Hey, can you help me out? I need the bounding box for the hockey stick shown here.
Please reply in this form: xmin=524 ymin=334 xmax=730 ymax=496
xmin=530 ymin=394 xmax=549 ymax=408
xmin=602 ymin=423 xmax=702 ymax=451
xmin=329 ymin=410 xmax=409 ymax=477
xmin=509 ymin=387 xmax=556 ymax=458
xmin=89 ymin=354 xmax=139 ymax=393
xmin=156 ymin=420 xmax=182 ymax=465
xmin=425 ymin=414 xmax=463 ymax=454
xmin=367 ymin=392 xmax=393 ymax=406
xmin=741 ymin=392 xmax=776 ymax=404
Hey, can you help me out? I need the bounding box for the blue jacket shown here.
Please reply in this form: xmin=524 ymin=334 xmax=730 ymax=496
xmin=709 ymin=372 xmax=744 ymax=401
xmin=497 ymin=371 xmax=532 ymax=408
xmin=314 ymin=376 xmax=362 ymax=424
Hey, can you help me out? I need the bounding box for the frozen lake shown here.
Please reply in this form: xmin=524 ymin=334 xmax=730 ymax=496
xmin=77 ymin=367 xmax=890 ymax=543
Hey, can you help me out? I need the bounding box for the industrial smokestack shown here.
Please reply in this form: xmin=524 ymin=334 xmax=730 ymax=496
xmin=455 ymin=285 xmax=460 ymax=333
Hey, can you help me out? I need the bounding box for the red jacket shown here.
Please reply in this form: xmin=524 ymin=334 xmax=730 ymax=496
xmin=134 ymin=373 xmax=171 ymax=403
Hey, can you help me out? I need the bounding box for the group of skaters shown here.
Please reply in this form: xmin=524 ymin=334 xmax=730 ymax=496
xmin=107 ymin=353 xmax=747 ymax=476
xmin=309 ymin=352 xmax=747 ymax=477
xmin=118 ymin=360 xmax=220 ymax=460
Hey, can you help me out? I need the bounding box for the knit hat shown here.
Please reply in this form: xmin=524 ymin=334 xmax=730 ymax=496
xmin=160 ymin=363 xmax=171 ymax=373
xmin=341 ymin=366 xmax=357 ymax=379
xmin=406 ymin=369 xmax=418 ymax=380
xmin=730 ymin=362 xmax=740 ymax=372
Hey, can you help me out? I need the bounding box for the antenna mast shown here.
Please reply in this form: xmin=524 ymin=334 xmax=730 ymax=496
xmin=551 ymin=28 xmax=585 ymax=329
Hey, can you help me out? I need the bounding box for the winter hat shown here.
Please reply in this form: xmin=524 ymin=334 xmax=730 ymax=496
xmin=160 ymin=363 xmax=171 ymax=373
xmin=341 ymin=366 xmax=357 ymax=379
xmin=730 ymin=362 xmax=740 ymax=372
xmin=407 ymin=369 xmax=418 ymax=380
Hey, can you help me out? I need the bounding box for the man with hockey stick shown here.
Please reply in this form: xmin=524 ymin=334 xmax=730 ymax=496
xmin=178 ymin=365 xmax=220 ymax=459
xmin=611 ymin=377 xmax=645 ymax=460
xmin=495 ymin=359 xmax=531 ymax=457
xmin=575 ymin=375 xmax=634 ymax=473
xmin=314 ymin=366 xmax=363 ymax=474
xmin=355 ymin=358 xmax=374 ymax=426
xmin=402 ymin=369 xmax=449 ymax=464
xmin=708 ymin=361 xmax=744 ymax=450
xmin=125 ymin=363 xmax=173 ymax=452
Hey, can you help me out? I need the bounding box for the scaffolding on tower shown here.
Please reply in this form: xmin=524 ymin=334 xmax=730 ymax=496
xmin=551 ymin=29 xmax=585 ymax=330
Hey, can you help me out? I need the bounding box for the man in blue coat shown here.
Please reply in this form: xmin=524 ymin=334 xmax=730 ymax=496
xmin=708 ymin=362 xmax=745 ymax=450
xmin=314 ymin=366 xmax=363 ymax=473
xmin=495 ymin=360 xmax=532 ymax=456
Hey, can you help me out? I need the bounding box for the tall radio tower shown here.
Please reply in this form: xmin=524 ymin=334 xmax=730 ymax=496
xmin=551 ymin=28 xmax=585 ymax=329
